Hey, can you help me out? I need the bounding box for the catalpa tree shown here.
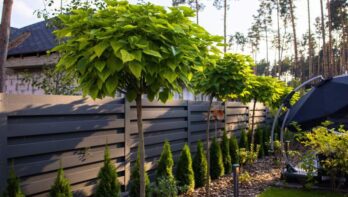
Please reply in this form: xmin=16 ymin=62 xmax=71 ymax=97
xmin=52 ymin=1 xmax=221 ymax=196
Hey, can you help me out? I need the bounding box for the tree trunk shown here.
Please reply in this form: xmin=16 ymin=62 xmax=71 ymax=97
xmin=136 ymin=95 xmax=146 ymax=197
xmin=223 ymin=0 xmax=227 ymax=53
xmin=307 ymin=0 xmax=313 ymax=78
xmin=289 ymin=0 xmax=300 ymax=80
xmin=250 ymin=99 xmax=257 ymax=146
xmin=195 ymin=0 xmax=199 ymax=24
xmin=205 ymin=95 xmax=213 ymax=197
xmin=265 ymin=24 xmax=269 ymax=66
xmin=320 ymin=0 xmax=327 ymax=77
xmin=327 ymin=0 xmax=334 ymax=76
xmin=0 ymin=0 xmax=14 ymax=93
xmin=276 ymin=0 xmax=281 ymax=77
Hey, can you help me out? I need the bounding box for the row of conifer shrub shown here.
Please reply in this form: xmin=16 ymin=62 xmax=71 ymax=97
xmin=2 ymin=126 xmax=270 ymax=197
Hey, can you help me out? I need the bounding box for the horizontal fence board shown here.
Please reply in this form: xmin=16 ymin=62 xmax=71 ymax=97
xmin=129 ymin=121 xmax=187 ymax=134
xmin=130 ymin=131 xmax=187 ymax=148
xmin=189 ymin=122 xmax=224 ymax=133
xmin=129 ymin=109 xmax=187 ymax=120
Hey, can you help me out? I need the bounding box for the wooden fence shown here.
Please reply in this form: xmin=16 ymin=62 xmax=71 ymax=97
xmin=0 ymin=94 xmax=269 ymax=196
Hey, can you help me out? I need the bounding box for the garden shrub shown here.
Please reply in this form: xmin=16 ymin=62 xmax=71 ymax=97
xmin=220 ymin=131 xmax=232 ymax=174
xmin=210 ymin=138 xmax=224 ymax=179
xmin=239 ymin=130 xmax=249 ymax=150
xmin=95 ymin=145 xmax=121 ymax=197
xmin=153 ymin=176 xmax=177 ymax=197
xmin=193 ymin=141 xmax=207 ymax=188
xmin=239 ymin=148 xmax=248 ymax=167
xmin=229 ymin=135 xmax=239 ymax=164
xmin=176 ymin=144 xmax=195 ymax=193
xmin=50 ymin=167 xmax=72 ymax=197
xmin=129 ymin=148 xmax=151 ymax=197
xmin=255 ymin=128 xmax=265 ymax=158
xmin=156 ymin=141 xmax=174 ymax=180
xmin=2 ymin=163 xmax=24 ymax=197
xmin=239 ymin=171 xmax=252 ymax=186
xmin=262 ymin=126 xmax=270 ymax=156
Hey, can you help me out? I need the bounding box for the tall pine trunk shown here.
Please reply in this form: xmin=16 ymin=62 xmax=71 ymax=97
xmin=307 ymin=0 xmax=313 ymax=78
xmin=250 ymin=99 xmax=257 ymax=146
xmin=0 ymin=0 xmax=13 ymax=92
xmin=136 ymin=95 xmax=146 ymax=197
xmin=205 ymin=95 xmax=213 ymax=197
xmin=320 ymin=0 xmax=328 ymax=77
xmin=327 ymin=0 xmax=334 ymax=76
xmin=289 ymin=0 xmax=300 ymax=80
xmin=223 ymin=0 xmax=227 ymax=53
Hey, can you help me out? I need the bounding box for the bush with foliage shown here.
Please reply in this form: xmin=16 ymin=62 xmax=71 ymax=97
xmin=50 ymin=167 xmax=72 ymax=197
xmin=193 ymin=141 xmax=208 ymax=188
xmin=95 ymin=145 xmax=121 ymax=197
xmin=229 ymin=135 xmax=240 ymax=164
xmin=153 ymin=176 xmax=177 ymax=197
xmin=156 ymin=141 xmax=174 ymax=180
xmin=239 ymin=171 xmax=252 ymax=186
xmin=239 ymin=130 xmax=249 ymax=150
xmin=255 ymin=128 xmax=265 ymax=158
xmin=176 ymin=144 xmax=195 ymax=193
xmin=2 ymin=164 xmax=24 ymax=197
xmin=220 ymin=131 xmax=232 ymax=174
xmin=129 ymin=148 xmax=151 ymax=197
xmin=210 ymin=138 xmax=224 ymax=179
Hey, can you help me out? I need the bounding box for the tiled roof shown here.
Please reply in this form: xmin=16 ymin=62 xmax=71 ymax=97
xmin=8 ymin=21 xmax=57 ymax=56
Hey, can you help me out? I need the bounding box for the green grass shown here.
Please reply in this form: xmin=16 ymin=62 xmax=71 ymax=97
xmin=258 ymin=187 xmax=346 ymax=197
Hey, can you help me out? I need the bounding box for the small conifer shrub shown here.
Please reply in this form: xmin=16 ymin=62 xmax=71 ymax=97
xmin=193 ymin=141 xmax=207 ymax=188
xmin=156 ymin=141 xmax=174 ymax=180
xmin=129 ymin=148 xmax=151 ymax=197
xmin=2 ymin=163 xmax=24 ymax=197
xmin=95 ymin=145 xmax=121 ymax=197
xmin=175 ymin=144 xmax=195 ymax=193
xmin=210 ymin=138 xmax=224 ymax=180
xmin=239 ymin=130 xmax=249 ymax=150
xmin=50 ymin=167 xmax=72 ymax=197
xmin=220 ymin=131 xmax=232 ymax=174
xmin=229 ymin=135 xmax=240 ymax=164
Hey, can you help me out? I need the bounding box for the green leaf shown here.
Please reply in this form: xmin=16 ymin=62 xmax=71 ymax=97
xmin=133 ymin=50 xmax=142 ymax=61
xmin=128 ymin=62 xmax=142 ymax=79
xmin=107 ymin=55 xmax=124 ymax=72
xmin=163 ymin=71 xmax=177 ymax=83
xmin=110 ymin=40 xmax=124 ymax=54
xmin=143 ymin=49 xmax=162 ymax=58
xmin=120 ymin=49 xmax=135 ymax=63
xmin=94 ymin=42 xmax=109 ymax=57
xmin=95 ymin=61 xmax=106 ymax=72
xmin=126 ymin=90 xmax=137 ymax=102
xmin=77 ymin=57 xmax=88 ymax=73
xmin=123 ymin=25 xmax=137 ymax=30
xmin=106 ymin=77 xmax=118 ymax=95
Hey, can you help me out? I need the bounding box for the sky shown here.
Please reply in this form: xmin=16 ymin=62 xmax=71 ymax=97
xmin=1 ymin=0 xmax=323 ymax=61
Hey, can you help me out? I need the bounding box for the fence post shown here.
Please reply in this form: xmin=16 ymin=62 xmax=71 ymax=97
xmin=124 ymin=98 xmax=131 ymax=190
xmin=186 ymin=100 xmax=191 ymax=148
xmin=0 ymin=94 xmax=8 ymax=191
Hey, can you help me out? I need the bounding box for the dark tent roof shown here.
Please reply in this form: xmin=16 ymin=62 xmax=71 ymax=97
xmin=8 ymin=21 xmax=57 ymax=56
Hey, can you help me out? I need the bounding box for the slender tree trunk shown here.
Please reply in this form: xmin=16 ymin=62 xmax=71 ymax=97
xmin=307 ymin=0 xmax=313 ymax=78
xmin=0 ymin=0 xmax=13 ymax=93
xmin=136 ymin=95 xmax=146 ymax=197
xmin=276 ymin=0 xmax=281 ymax=77
xmin=205 ymin=95 xmax=213 ymax=197
xmin=320 ymin=0 xmax=327 ymax=77
xmin=289 ymin=0 xmax=300 ymax=80
xmin=265 ymin=24 xmax=269 ymax=66
xmin=250 ymin=99 xmax=257 ymax=146
xmin=195 ymin=0 xmax=199 ymax=24
xmin=327 ymin=0 xmax=334 ymax=76
xmin=223 ymin=0 xmax=227 ymax=53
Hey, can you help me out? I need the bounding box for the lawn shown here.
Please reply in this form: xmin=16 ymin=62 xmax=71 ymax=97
xmin=258 ymin=187 xmax=346 ymax=197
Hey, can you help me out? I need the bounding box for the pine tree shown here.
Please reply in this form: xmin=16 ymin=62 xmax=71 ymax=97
xmin=220 ymin=131 xmax=232 ymax=174
xmin=175 ymin=144 xmax=195 ymax=193
xmin=2 ymin=163 xmax=24 ymax=197
xmin=192 ymin=141 xmax=207 ymax=188
xmin=95 ymin=145 xmax=121 ymax=197
xmin=255 ymin=128 xmax=265 ymax=158
xmin=50 ymin=167 xmax=72 ymax=197
xmin=210 ymin=138 xmax=224 ymax=180
xmin=229 ymin=135 xmax=239 ymax=164
xmin=239 ymin=130 xmax=249 ymax=150
xmin=156 ymin=141 xmax=174 ymax=179
xmin=129 ymin=148 xmax=151 ymax=197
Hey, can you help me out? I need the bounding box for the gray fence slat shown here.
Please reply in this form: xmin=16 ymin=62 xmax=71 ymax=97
xmin=130 ymin=131 xmax=187 ymax=148
xmin=129 ymin=109 xmax=187 ymax=120
xmin=0 ymin=94 xmax=7 ymax=191
xmin=129 ymin=121 xmax=187 ymax=134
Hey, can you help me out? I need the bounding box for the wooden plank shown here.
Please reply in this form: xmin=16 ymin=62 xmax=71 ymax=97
xmin=7 ymin=118 xmax=124 ymax=137
xmin=130 ymin=131 xmax=187 ymax=148
xmin=129 ymin=109 xmax=187 ymax=120
xmin=226 ymin=123 xmax=248 ymax=132
xmin=5 ymin=53 xmax=59 ymax=68
xmin=226 ymin=102 xmax=247 ymax=107
xmin=14 ymin=147 xmax=125 ymax=177
xmin=225 ymin=115 xmax=249 ymax=123
xmin=130 ymin=142 xmax=185 ymax=161
xmin=8 ymin=133 xmax=124 ymax=158
xmin=225 ymin=108 xmax=248 ymax=115
xmin=189 ymin=122 xmax=224 ymax=133
xmin=0 ymin=94 xmax=7 ymax=191
xmin=130 ymin=99 xmax=187 ymax=107
xmin=129 ymin=121 xmax=187 ymax=134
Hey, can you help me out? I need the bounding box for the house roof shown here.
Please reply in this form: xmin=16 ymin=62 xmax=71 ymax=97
xmin=8 ymin=21 xmax=57 ymax=56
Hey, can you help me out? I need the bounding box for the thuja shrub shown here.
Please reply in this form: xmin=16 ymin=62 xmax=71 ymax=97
xmin=193 ymin=141 xmax=208 ymax=188
xmin=229 ymin=135 xmax=240 ymax=164
xmin=255 ymin=128 xmax=265 ymax=158
xmin=239 ymin=130 xmax=249 ymax=150
xmin=2 ymin=163 xmax=24 ymax=197
xmin=176 ymin=144 xmax=195 ymax=193
xmin=210 ymin=138 xmax=224 ymax=180
xmin=95 ymin=145 xmax=121 ymax=197
xmin=220 ymin=131 xmax=232 ymax=174
xmin=50 ymin=167 xmax=72 ymax=197
xmin=129 ymin=148 xmax=151 ymax=197
xmin=156 ymin=141 xmax=174 ymax=180
xmin=154 ymin=176 xmax=177 ymax=197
